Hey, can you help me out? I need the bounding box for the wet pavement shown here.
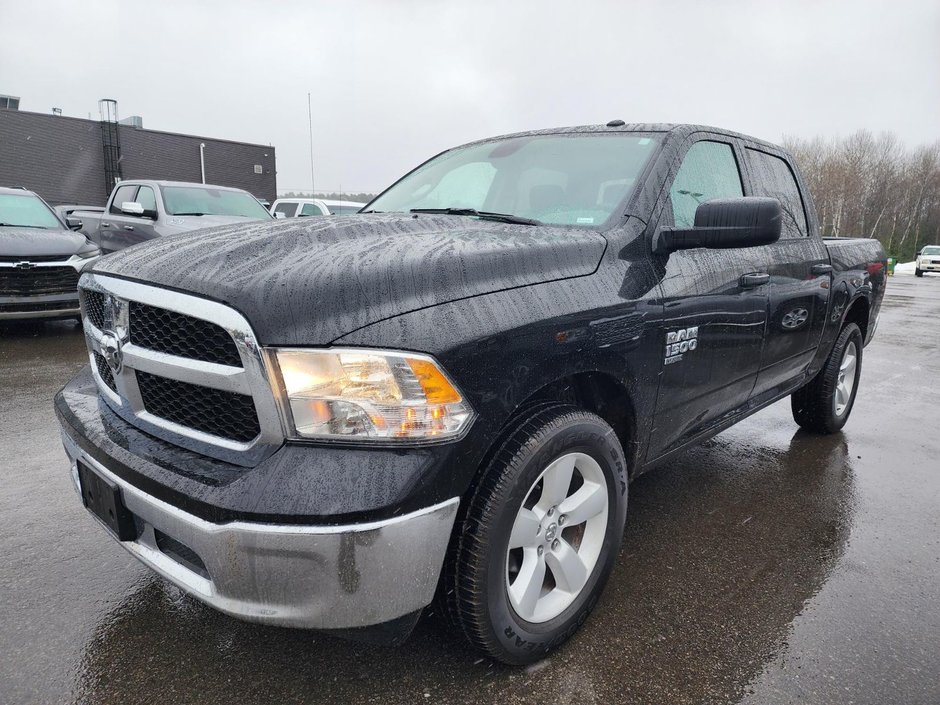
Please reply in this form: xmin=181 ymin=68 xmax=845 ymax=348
xmin=1 ymin=275 xmax=938 ymax=705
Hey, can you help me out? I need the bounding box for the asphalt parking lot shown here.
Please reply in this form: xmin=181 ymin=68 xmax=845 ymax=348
xmin=1 ymin=274 xmax=938 ymax=705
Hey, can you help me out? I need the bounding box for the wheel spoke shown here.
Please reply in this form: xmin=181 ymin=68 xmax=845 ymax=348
xmin=844 ymin=356 xmax=857 ymax=378
xmin=545 ymin=540 xmax=588 ymax=594
xmin=509 ymin=549 xmax=546 ymax=618
xmin=559 ymin=481 xmax=606 ymax=525
xmin=836 ymin=385 xmax=847 ymax=408
xmin=509 ymin=508 xmax=541 ymax=549
xmin=539 ymin=454 xmax=577 ymax=507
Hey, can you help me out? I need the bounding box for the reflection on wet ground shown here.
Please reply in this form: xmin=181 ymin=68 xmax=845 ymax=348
xmin=2 ymin=276 xmax=939 ymax=704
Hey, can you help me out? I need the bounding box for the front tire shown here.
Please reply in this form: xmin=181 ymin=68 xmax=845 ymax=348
xmin=791 ymin=323 xmax=863 ymax=434
xmin=443 ymin=404 xmax=628 ymax=665
xmin=915 ymin=267 xmax=923 ymax=277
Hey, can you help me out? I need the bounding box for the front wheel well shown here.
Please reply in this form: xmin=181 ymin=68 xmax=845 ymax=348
xmin=516 ymin=372 xmax=638 ymax=477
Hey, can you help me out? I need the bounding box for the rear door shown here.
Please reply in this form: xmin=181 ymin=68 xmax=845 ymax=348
xmin=273 ymin=201 xmax=299 ymax=218
xmin=647 ymin=137 xmax=771 ymax=459
xmin=744 ymin=147 xmax=830 ymax=402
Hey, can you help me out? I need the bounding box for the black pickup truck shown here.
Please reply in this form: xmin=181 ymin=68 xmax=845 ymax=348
xmin=55 ymin=123 xmax=886 ymax=664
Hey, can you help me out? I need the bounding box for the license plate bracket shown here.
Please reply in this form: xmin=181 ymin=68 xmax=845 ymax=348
xmin=77 ymin=461 xmax=138 ymax=541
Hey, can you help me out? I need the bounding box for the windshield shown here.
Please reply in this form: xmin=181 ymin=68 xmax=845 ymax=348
xmin=0 ymin=193 xmax=63 ymax=229
xmin=161 ymin=186 xmax=272 ymax=218
xmin=327 ymin=205 xmax=363 ymax=215
xmin=367 ymin=133 xmax=659 ymax=227
xmin=921 ymin=246 xmax=940 ymax=256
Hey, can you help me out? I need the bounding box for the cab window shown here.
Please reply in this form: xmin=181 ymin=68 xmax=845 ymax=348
xmin=274 ymin=202 xmax=298 ymax=217
xmin=746 ymin=149 xmax=808 ymax=238
xmin=300 ymin=203 xmax=325 ymax=216
xmin=136 ymin=186 xmax=157 ymax=213
xmin=110 ymin=184 xmax=138 ymax=215
xmin=669 ymin=141 xmax=743 ymax=227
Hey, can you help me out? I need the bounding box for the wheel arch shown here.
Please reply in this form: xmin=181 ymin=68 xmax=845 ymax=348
xmin=842 ymin=294 xmax=871 ymax=342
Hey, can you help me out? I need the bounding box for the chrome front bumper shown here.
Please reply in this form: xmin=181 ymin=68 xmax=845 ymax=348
xmin=62 ymin=433 xmax=459 ymax=629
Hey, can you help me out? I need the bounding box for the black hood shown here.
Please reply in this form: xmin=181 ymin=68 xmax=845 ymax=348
xmin=91 ymin=214 xmax=607 ymax=345
xmin=0 ymin=227 xmax=90 ymax=258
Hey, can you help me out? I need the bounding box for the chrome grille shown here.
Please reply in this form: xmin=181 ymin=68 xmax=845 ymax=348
xmin=78 ymin=273 xmax=283 ymax=467
xmin=129 ymin=301 xmax=241 ymax=366
xmin=136 ymin=371 xmax=260 ymax=442
xmin=93 ymin=351 xmax=116 ymax=392
xmin=81 ymin=289 xmax=106 ymax=329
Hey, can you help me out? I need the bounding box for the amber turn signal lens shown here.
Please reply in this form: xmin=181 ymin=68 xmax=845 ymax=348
xmin=407 ymin=358 xmax=463 ymax=404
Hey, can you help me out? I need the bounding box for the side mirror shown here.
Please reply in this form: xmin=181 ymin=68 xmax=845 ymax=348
xmin=65 ymin=216 xmax=83 ymax=231
xmin=274 ymin=211 xmax=286 ymax=219
xmin=121 ymin=201 xmax=157 ymax=219
xmin=654 ymin=197 xmax=782 ymax=254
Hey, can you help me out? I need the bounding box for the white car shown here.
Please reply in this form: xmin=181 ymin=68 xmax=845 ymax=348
xmin=915 ymin=246 xmax=940 ymax=276
xmin=270 ymin=198 xmax=365 ymax=218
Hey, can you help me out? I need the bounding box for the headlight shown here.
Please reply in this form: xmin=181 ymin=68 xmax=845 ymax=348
xmin=272 ymin=348 xmax=474 ymax=442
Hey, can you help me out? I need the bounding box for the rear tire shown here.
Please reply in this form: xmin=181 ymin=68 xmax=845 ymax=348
xmin=791 ymin=323 xmax=863 ymax=434
xmin=443 ymin=404 xmax=628 ymax=665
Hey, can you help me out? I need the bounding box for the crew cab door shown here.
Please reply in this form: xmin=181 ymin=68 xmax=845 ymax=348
xmin=647 ymin=137 xmax=771 ymax=459
xmin=99 ymin=184 xmax=159 ymax=252
xmin=743 ymin=147 xmax=830 ymax=401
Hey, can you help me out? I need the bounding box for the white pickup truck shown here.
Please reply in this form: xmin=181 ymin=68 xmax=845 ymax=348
xmin=78 ymin=180 xmax=272 ymax=253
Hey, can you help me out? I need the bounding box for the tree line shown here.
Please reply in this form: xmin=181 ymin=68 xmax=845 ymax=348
xmin=784 ymin=131 xmax=940 ymax=261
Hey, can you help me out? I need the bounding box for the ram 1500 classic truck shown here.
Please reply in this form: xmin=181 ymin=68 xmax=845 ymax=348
xmin=76 ymin=180 xmax=272 ymax=253
xmin=55 ymin=123 xmax=886 ymax=665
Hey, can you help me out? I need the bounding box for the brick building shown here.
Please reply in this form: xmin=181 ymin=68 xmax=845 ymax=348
xmin=0 ymin=103 xmax=277 ymax=205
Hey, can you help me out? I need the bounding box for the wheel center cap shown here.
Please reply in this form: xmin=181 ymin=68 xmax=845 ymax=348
xmin=544 ymin=522 xmax=557 ymax=542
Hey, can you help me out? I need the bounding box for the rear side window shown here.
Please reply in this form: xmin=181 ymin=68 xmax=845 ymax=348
xmin=669 ymin=141 xmax=743 ymax=227
xmin=110 ymin=184 xmax=138 ymax=214
xmin=746 ymin=149 xmax=808 ymax=238
xmin=300 ymin=203 xmax=325 ymax=216
xmin=274 ymin=202 xmax=298 ymax=217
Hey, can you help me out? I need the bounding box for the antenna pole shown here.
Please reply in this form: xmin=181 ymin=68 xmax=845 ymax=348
xmin=307 ymin=92 xmax=315 ymax=197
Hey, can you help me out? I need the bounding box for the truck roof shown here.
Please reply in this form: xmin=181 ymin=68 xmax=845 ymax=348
xmin=459 ymin=122 xmax=785 ymax=154
xmin=274 ymin=198 xmax=366 ymax=207
xmin=113 ymin=180 xmax=250 ymax=192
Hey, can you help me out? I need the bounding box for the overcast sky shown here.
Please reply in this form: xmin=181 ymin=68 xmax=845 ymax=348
xmin=2 ymin=0 xmax=938 ymax=194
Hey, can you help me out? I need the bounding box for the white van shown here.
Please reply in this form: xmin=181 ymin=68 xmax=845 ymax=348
xmin=270 ymin=198 xmax=365 ymax=218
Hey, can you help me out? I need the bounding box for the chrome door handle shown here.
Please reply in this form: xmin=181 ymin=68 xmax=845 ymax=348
xmin=101 ymin=222 xmax=111 ymax=228
xmin=739 ymin=272 xmax=770 ymax=288
xmin=123 ymin=225 xmax=135 ymax=231
xmin=811 ymin=263 xmax=833 ymax=275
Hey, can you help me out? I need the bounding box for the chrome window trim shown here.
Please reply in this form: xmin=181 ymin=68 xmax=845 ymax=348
xmin=79 ymin=273 xmax=284 ymax=466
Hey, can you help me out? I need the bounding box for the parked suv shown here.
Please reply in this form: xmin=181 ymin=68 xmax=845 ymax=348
xmin=56 ymin=123 xmax=885 ymax=664
xmin=0 ymin=187 xmax=100 ymax=320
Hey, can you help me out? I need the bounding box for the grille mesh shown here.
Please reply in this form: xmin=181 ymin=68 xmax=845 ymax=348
xmin=129 ymin=302 xmax=242 ymax=367
xmin=81 ymin=289 xmax=106 ymax=329
xmin=0 ymin=267 xmax=79 ymax=295
xmin=136 ymin=371 xmax=260 ymax=442
xmin=93 ymin=351 xmax=116 ymax=392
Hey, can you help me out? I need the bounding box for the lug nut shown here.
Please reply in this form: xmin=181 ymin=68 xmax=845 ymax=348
xmin=537 ymin=546 xmax=544 ymax=556
xmin=552 ymin=539 xmax=560 ymax=550
xmin=547 ymin=507 xmax=555 ymax=517
xmin=558 ymin=514 xmax=566 ymax=526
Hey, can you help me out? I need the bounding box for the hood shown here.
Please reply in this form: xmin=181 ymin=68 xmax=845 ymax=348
xmin=162 ymin=214 xmax=271 ymax=232
xmin=0 ymin=227 xmax=90 ymax=258
xmin=92 ymin=214 xmax=607 ymax=345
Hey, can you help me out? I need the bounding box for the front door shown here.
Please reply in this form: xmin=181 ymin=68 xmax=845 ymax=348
xmin=647 ymin=138 xmax=771 ymax=459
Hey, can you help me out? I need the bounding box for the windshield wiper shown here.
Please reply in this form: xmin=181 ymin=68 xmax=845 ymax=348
xmin=172 ymin=212 xmax=207 ymax=216
xmin=0 ymin=222 xmax=46 ymax=228
xmin=360 ymin=209 xmax=383 ymax=214
xmin=410 ymin=208 xmax=539 ymax=226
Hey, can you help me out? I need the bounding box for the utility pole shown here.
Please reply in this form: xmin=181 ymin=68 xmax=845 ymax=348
xmin=307 ymin=92 xmax=315 ymax=197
